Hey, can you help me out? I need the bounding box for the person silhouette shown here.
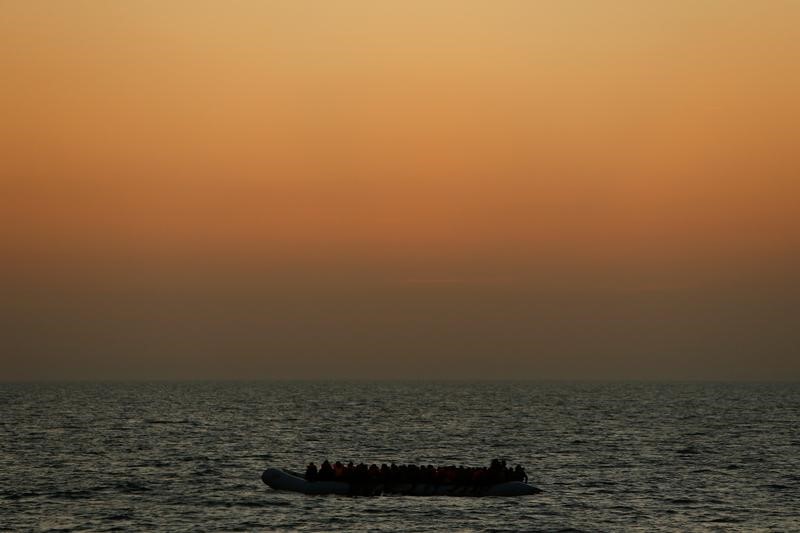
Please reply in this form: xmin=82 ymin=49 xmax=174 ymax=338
xmin=319 ymin=460 xmax=334 ymax=481
xmin=305 ymin=462 xmax=318 ymax=482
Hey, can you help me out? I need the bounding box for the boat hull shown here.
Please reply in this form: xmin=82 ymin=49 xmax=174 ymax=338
xmin=261 ymin=468 xmax=541 ymax=496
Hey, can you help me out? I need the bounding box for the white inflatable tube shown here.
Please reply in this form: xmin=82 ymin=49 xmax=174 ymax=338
xmin=485 ymin=481 xmax=540 ymax=496
xmin=262 ymin=468 xmax=350 ymax=495
xmin=261 ymin=468 xmax=541 ymax=496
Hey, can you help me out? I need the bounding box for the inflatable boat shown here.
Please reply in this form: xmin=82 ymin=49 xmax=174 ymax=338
xmin=261 ymin=468 xmax=541 ymax=496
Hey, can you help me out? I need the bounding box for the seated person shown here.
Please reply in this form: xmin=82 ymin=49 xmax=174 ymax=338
xmin=333 ymin=461 xmax=345 ymax=480
xmin=319 ymin=460 xmax=334 ymax=481
xmin=514 ymin=464 xmax=528 ymax=483
xmin=305 ymin=462 xmax=318 ymax=482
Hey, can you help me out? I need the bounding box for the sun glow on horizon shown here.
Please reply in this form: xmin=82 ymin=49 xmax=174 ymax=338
xmin=1 ymin=1 xmax=799 ymax=380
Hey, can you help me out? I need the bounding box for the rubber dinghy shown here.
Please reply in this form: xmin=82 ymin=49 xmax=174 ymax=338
xmin=261 ymin=468 xmax=541 ymax=496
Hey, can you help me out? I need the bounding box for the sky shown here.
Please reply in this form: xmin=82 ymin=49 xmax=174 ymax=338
xmin=1 ymin=1 xmax=799 ymax=380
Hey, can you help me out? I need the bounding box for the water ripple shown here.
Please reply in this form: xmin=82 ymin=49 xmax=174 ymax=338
xmin=1 ymin=381 xmax=798 ymax=531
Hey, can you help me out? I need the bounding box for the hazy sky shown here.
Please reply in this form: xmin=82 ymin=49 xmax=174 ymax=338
xmin=2 ymin=1 xmax=799 ymax=380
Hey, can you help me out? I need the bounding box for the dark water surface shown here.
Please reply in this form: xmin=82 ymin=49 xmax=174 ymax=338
xmin=2 ymin=382 xmax=799 ymax=531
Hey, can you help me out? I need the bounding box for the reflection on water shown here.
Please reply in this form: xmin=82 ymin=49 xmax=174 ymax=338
xmin=1 ymin=381 xmax=799 ymax=531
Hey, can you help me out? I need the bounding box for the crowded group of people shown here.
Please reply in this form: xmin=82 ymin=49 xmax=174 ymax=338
xmin=304 ymin=459 xmax=527 ymax=486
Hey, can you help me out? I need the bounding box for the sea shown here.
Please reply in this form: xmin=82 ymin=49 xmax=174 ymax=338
xmin=1 ymin=381 xmax=798 ymax=531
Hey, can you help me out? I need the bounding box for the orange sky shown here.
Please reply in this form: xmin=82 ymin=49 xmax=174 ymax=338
xmin=1 ymin=1 xmax=799 ymax=379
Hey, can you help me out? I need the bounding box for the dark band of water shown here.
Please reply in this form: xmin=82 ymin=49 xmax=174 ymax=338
xmin=1 ymin=382 xmax=798 ymax=531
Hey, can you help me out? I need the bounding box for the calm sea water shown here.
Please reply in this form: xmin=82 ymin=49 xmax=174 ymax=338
xmin=1 ymin=382 xmax=799 ymax=531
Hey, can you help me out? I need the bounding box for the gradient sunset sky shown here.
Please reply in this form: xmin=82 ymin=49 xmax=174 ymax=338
xmin=2 ymin=1 xmax=798 ymax=380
